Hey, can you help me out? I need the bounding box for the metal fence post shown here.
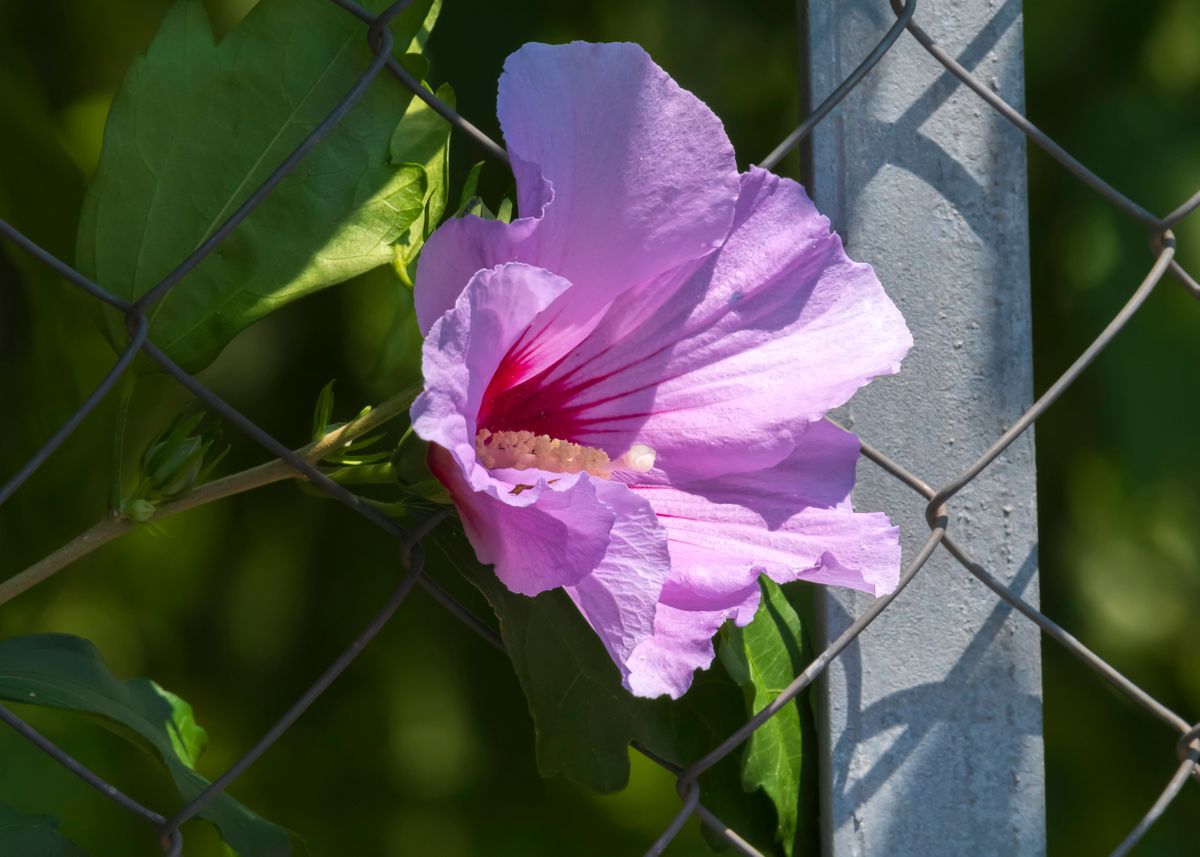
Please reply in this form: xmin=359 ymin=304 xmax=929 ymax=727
xmin=804 ymin=1 xmax=1047 ymax=854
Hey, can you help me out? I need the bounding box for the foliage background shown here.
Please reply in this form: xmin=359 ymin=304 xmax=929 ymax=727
xmin=0 ymin=0 xmax=1196 ymax=854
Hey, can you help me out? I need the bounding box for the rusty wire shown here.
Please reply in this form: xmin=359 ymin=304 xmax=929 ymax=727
xmin=0 ymin=0 xmax=1196 ymax=854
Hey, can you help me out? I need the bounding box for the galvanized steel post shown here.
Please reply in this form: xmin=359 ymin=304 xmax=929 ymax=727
xmin=804 ymin=1 xmax=1047 ymax=853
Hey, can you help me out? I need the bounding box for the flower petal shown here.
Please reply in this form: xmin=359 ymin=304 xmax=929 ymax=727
xmin=413 ymin=157 xmax=548 ymax=334
xmin=565 ymin=480 xmax=672 ymax=682
xmin=414 ymin=42 xmax=741 ymax=342
xmin=497 ymin=41 xmax=739 ymax=295
xmin=675 ymin=419 xmax=861 ymax=516
xmin=413 ymin=261 xmax=624 ymax=596
xmin=428 ymin=447 xmax=614 ymax=595
xmin=620 ymin=432 xmax=900 ymax=698
xmin=411 ymin=260 xmax=571 ymax=494
xmin=624 ymin=561 xmax=762 ymax=700
xmin=633 ymin=443 xmax=902 ymax=599
xmin=496 ymin=42 xmax=741 ymax=345
xmin=484 ymin=167 xmax=912 ymax=482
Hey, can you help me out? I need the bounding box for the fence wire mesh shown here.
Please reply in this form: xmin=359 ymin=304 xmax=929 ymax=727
xmin=0 ymin=0 xmax=1197 ymax=855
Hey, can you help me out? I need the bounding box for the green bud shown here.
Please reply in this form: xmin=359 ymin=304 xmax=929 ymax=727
xmin=391 ymin=437 xmax=452 ymax=505
xmin=391 ymin=435 xmax=433 ymax=487
xmin=157 ymin=441 xmax=209 ymax=497
xmin=147 ymin=436 xmax=203 ymax=491
xmin=134 ymin=409 xmax=226 ymax=504
xmin=128 ymin=499 xmax=156 ymax=523
xmin=311 ymin=380 xmax=337 ymax=443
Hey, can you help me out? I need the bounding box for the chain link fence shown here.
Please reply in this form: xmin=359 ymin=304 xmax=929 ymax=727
xmin=0 ymin=0 xmax=1197 ymax=854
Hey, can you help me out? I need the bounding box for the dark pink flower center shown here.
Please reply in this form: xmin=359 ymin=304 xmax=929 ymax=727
xmin=476 ymin=343 xmax=654 ymax=477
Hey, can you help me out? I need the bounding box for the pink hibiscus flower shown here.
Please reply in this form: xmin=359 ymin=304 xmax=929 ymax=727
xmin=411 ymin=42 xmax=912 ymax=699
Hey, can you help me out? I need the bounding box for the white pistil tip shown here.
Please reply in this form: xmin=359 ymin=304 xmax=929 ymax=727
xmin=621 ymin=443 xmax=656 ymax=473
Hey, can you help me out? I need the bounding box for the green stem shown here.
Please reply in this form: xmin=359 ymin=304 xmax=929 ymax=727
xmin=0 ymin=385 xmax=419 ymax=607
xmin=324 ymin=462 xmax=395 ymax=485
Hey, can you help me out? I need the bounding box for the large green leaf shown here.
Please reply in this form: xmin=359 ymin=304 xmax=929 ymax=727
xmin=0 ymin=803 xmax=90 ymax=857
xmin=431 ymin=531 xmax=782 ymax=853
xmin=0 ymin=634 xmax=303 ymax=856
xmin=720 ymin=579 xmax=818 ymax=856
xmin=77 ymin=0 xmax=440 ymax=373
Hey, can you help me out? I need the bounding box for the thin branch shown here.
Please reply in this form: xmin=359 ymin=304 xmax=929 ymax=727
xmin=0 ymin=386 xmax=419 ymax=607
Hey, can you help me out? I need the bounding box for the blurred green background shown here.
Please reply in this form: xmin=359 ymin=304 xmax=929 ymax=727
xmin=0 ymin=0 xmax=1197 ymax=855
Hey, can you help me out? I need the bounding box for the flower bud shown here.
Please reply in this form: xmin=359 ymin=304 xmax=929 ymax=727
xmin=129 ymin=409 xmax=227 ymax=513
xmin=127 ymin=499 xmax=156 ymax=523
xmin=145 ymin=436 xmax=205 ymax=493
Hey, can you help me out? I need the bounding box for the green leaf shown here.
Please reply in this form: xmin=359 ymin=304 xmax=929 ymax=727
xmin=719 ymin=579 xmax=817 ymax=856
xmin=389 ymin=82 xmax=454 ymax=286
xmin=0 ymin=803 xmax=90 ymax=857
xmin=446 ymin=161 xmax=515 ymax=224
xmin=406 ymin=0 xmax=442 ymax=53
xmin=311 ymin=381 xmax=337 ymax=443
xmin=495 ymin=195 xmax=515 ymax=224
xmin=77 ymin=0 xmax=439 ymax=373
xmin=450 ymin=161 xmax=486 ymax=219
xmin=0 ymin=634 xmax=304 ymax=856
xmin=431 ymin=532 xmax=782 ymax=853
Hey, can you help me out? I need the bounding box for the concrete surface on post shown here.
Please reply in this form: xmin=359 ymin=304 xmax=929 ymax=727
xmin=805 ymin=0 xmax=1046 ymax=854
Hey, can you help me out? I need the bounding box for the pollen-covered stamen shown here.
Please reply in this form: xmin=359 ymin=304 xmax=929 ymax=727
xmin=475 ymin=429 xmax=656 ymax=478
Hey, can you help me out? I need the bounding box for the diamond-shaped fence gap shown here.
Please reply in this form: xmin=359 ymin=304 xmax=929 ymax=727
xmin=155 ymin=540 xmax=434 ymax=841
xmin=0 ymin=318 xmax=147 ymax=505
